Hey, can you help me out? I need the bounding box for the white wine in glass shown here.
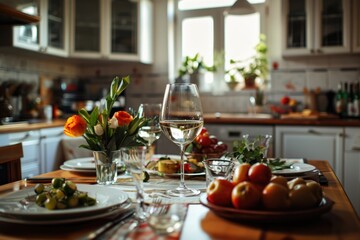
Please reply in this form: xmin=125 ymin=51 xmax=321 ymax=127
xmin=138 ymin=103 xmax=162 ymax=147
xmin=160 ymin=83 xmax=204 ymax=197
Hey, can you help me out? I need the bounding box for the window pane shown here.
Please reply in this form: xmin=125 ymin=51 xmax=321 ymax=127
xmin=182 ymin=17 xmax=214 ymax=90
xmin=225 ymin=13 xmax=260 ymax=72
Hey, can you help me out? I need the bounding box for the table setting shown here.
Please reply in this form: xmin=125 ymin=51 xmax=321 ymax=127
xmin=1 ymin=76 xmax=359 ymax=240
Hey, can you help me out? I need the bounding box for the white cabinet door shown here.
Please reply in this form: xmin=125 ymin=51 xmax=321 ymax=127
xmin=70 ymin=0 xmax=153 ymax=63
xmin=275 ymin=126 xmax=344 ymax=182
xmin=344 ymin=127 xmax=360 ymax=217
xmin=40 ymin=127 xmax=65 ymax=173
xmin=282 ymin=0 xmax=351 ymax=56
xmin=10 ymin=0 xmax=70 ymax=56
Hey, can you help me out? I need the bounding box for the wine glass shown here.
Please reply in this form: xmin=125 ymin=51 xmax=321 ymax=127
xmin=159 ymin=83 xmax=204 ymax=197
xmin=138 ymin=103 xmax=162 ymax=147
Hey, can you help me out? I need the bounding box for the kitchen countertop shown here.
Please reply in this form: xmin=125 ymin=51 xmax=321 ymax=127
xmin=203 ymin=113 xmax=360 ymax=127
xmin=0 ymin=119 xmax=66 ymax=133
xmin=0 ymin=114 xmax=359 ymax=134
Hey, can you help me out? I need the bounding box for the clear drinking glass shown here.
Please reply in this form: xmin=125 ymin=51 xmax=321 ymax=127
xmin=121 ymin=146 xmax=148 ymax=220
xmin=242 ymin=134 xmax=272 ymax=158
xmin=203 ymin=159 xmax=235 ymax=187
xmin=160 ymin=83 xmax=204 ymax=197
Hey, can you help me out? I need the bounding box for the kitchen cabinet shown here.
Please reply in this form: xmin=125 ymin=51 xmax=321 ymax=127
xmin=70 ymin=0 xmax=153 ymax=63
xmin=40 ymin=127 xmax=64 ymax=173
xmin=352 ymin=0 xmax=360 ymax=52
xmin=3 ymin=0 xmax=70 ymax=57
xmin=282 ymin=0 xmax=351 ymax=56
xmin=275 ymin=126 xmax=344 ymax=182
xmin=8 ymin=130 xmax=41 ymax=179
xmin=343 ymin=127 xmax=360 ymax=216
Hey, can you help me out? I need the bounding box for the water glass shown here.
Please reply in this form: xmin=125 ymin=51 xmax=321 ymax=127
xmin=203 ymin=159 xmax=234 ymax=187
xmin=93 ymin=150 xmax=120 ymax=185
xmin=121 ymin=146 xmax=148 ymax=220
xmin=147 ymin=203 xmax=187 ymax=236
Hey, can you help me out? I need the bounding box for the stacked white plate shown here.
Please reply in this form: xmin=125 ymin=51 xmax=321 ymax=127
xmin=60 ymin=157 xmax=125 ymax=173
xmin=0 ymin=185 xmax=133 ymax=225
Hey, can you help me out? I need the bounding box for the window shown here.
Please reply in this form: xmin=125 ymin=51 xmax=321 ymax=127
xmin=176 ymin=0 xmax=263 ymax=92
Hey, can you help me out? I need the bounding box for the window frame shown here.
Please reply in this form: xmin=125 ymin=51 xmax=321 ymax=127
xmin=174 ymin=0 xmax=267 ymax=92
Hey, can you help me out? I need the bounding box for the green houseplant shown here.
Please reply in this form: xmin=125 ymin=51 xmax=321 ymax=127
xmin=226 ymin=34 xmax=269 ymax=89
xmin=178 ymin=53 xmax=216 ymax=85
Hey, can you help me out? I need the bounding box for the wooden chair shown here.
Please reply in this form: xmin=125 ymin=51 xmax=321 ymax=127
xmin=0 ymin=143 xmax=23 ymax=185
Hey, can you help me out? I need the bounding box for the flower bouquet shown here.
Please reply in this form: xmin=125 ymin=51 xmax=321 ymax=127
xmin=63 ymin=76 xmax=147 ymax=184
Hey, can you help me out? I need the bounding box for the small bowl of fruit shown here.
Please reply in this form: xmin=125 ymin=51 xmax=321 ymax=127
xmin=185 ymin=127 xmax=228 ymax=162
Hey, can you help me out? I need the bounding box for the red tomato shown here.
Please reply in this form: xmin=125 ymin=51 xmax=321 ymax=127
xmin=199 ymin=127 xmax=208 ymax=136
xmin=197 ymin=134 xmax=212 ymax=147
xmin=209 ymin=135 xmax=218 ymax=144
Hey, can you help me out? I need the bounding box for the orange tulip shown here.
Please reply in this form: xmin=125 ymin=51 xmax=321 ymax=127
xmin=113 ymin=111 xmax=133 ymax=126
xmin=64 ymin=115 xmax=87 ymax=137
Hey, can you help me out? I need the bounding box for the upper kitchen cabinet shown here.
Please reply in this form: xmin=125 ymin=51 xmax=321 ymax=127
xmin=353 ymin=0 xmax=360 ymax=52
xmin=282 ymin=0 xmax=351 ymax=56
xmin=70 ymin=0 xmax=153 ymax=63
xmin=1 ymin=0 xmax=70 ymax=57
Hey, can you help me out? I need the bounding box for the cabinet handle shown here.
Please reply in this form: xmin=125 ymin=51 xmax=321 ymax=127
xmin=316 ymin=49 xmax=323 ymax=54
xmin=17 ymin=133 xmax=30 ymax=141
xmin=308 ymin=129 xmax=320 ymax=135
xmin=310 ymin=49 xmax=315 ymax=53
xmin=351 ymin=147 xmax=360 ymax=151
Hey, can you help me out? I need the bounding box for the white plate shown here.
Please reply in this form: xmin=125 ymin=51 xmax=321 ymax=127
xmin=0 ymin=201 xmax=134 ymax=225
xmin=60 ymin=165 xmax=96 ymax=173
xmin=272 ymin=163 xmax=316 ymax=175
xmin=0 ymin=184 xmax=128 ymax=220
xmin=64 ymin=157 xmax=96 ymax=169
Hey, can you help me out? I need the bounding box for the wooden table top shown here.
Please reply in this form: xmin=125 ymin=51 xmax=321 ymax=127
xmin=0 ymin=160 xmax=359 ymax=240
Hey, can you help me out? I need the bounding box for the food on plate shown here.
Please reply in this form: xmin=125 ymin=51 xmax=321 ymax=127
xmin=232 ymin=162 xmax=251 ymax=185
xmin=287 ymin=177 xmax=306 ymax=190
xmin=185 ymin=127 xmax=228 ymax=161
xmin=248 ymin=163 xmax=272 ymax=185
xmin=262 ymin=182 xmax=290 ymax=210
xmin=157 ymin=159 xmax=180 ymax=174
xmin=270 ymin=175 xmax=288 ymax=188
xmin=207 ymin=178 xmax=234 ymax=207
xmin=207 ymin=167 xmax=325 ymax=211
xmin=34 ymin=178 xmax=96 ymax=210
xmin=146 ymin=156 xmax=204 ymax=174
xmin=232 ymin=181 xmax=261 ymax=209
xmin=289 ymin=184 xmax=319 ymax=209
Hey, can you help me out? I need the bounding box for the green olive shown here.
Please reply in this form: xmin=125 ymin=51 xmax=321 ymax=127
xmin=35 ymin=192 xmax=47 ymax=206
xmin=62 ymin=181 xmax=77 ymax=196
xmin=44 ymin=197 xmax=57 ymax=210
xmin=34 ymin=183 xmax=44 ymax=194
xmin=77 ymin=192 xmax=88 ymax=205
xmin=86 ymin=196 xmax=97 ymax=206
xmin=67 ymin=196 xmax=79 ymax=208
xmin=55 ymin=189 xmax=65 ymax=200
xmin=56 ymin=201 xmax=67 ymax=209
xmin=52 ymin=178 xmax=65 ymax=189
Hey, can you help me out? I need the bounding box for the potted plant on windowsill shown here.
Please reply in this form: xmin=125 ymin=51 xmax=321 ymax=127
xmin=177 ymin=53 xmax=216 ymax=86
xmin=226 ymin=34 xmax=269 ymax=90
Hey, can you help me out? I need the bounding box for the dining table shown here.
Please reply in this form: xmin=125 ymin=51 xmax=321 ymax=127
xmin=0 ymin=160 xmax=360 ymax=240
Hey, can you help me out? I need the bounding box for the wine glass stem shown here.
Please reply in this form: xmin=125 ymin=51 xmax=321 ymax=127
xmin=134 ymin=178 xmax=146 ymax=219
xmin=179 ymin=144 xmax=186 ymax=189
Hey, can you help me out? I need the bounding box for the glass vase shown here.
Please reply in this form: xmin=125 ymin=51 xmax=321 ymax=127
xmin=93 ymin=150 xmax=120 ymax=185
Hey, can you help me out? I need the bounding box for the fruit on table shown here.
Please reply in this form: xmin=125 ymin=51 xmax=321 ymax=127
xmin=248 ymin=163 xmax=272 ymax=185
xmin=281 ymin=96 xmax=290 ymax=105
xmin=207 ymin=162 xmax=324 ymax=211
xmin=262 ymin=182 xmax=290 ymax=210
xmin=231 ymin=181 xmax=261 ymax=209
xmin=289 ymin=184 xmax=318 ymax=209
xmin=207 ymin=178 xmax=234 ymax=207
xmin=187 ymin=127 xmax=228 ymax=157
xmin=232 ymin=163 xmax=251 ymax=185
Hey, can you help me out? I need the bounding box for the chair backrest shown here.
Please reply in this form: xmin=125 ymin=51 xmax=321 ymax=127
xmin=0 ymin=143 xmax=23 ymax=185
